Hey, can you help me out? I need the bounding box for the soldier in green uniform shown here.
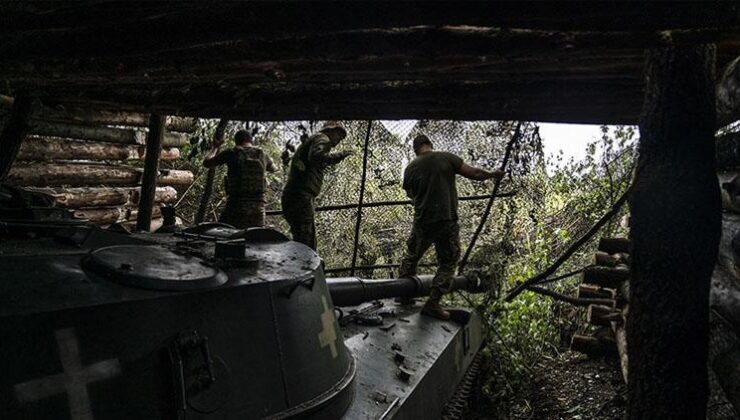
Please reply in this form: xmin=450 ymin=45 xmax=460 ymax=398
xmin=282 ymin=121 xmax=352 ymax=250
xmin=400 ymin=134 xmax=504 ymax=320
xmin=203 ymin=129 xmax=276 ymax=229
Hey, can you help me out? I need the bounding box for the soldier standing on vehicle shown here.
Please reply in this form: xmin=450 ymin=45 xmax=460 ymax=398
xmin=282 ymin=121 xmax=352 ymax=250
xmin=400 ymin=134 xmax=504 ymax=320
xmin=203 ymin=129 xmax=276 ymax=228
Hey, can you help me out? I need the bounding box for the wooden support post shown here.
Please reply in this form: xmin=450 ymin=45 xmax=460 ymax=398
xmin=136 ymin=115 xmax=165 ymax=231
xmin=195 ymin=118 xmax=228 ymax=224
xmin=628 ymin=45 xmax=720 ymax=418
xmin=0 ymin=94 xmax=33 ymax=181
xmin=350 ymin=120 xmax=372 ymax=276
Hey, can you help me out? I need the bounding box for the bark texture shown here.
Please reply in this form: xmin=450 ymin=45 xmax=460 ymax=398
xmin=5 ymin=163 xmax=192 ymax=187
xmin=628 ymin=44 xmax=720 ymax=419
xmin=0 ymin=93 xmax=32 ymax=181
xmin=136 ymin=114 xmax=164 ymax=231
xmin=16 ymin=136 xmax=179 ymax=161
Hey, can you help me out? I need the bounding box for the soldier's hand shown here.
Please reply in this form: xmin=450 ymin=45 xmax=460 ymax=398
xmin=491 ymin=169 xmax=505 ymax=180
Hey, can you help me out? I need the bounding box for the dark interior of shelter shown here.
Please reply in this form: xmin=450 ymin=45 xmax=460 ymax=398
xmin=3 ymin=2 xmax=740 ymax=419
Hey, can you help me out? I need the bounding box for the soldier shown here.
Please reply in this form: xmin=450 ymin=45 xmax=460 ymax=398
xmin=282 ymin=121 xmax=352 ymax=250
xmin=400 ymin=134 xmax=504 ymax=320
xmin=203 ymin=129 xmax=276 ymax=229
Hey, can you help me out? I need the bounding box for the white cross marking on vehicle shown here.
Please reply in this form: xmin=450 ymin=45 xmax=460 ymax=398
xmin=318 ymin=296 xmax=338 ymax=358
xmin=14 ymin=328 xmax=121 ymax=420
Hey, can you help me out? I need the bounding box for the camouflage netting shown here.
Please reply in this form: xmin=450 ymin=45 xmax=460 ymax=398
xmin=168 ymin=120 xmax=543 ymax=278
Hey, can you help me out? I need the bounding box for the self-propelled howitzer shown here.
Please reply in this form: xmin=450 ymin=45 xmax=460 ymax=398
xmin=0 ymin=221 xmax=486 ymax=419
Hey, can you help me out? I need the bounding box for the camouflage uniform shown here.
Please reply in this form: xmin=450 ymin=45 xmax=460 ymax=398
xmin=211 ymin=145 xmax=275 ymax=229
xmin=282 ymin=132 xmax=350 ymax=250
xmin=399 ymin=151 xmax=464 ymax=292
xmin=399 ymin=220 xmax=460 ymax=292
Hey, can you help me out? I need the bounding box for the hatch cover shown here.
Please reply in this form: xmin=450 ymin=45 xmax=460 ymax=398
xmin=85 ymin=245 xmax=228 ymax=290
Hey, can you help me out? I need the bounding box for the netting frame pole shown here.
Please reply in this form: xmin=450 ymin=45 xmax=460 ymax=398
xmin=350 ymin=120 xmax=373 ymax=276
xmin=457 ymin=122 xmax=521 ymax=274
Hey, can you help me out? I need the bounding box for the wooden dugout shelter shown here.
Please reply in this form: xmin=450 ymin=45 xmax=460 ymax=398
xmin=2 ymin=2 xmax=740 ymax=418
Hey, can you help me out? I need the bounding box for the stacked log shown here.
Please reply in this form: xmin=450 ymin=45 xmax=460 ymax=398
xmin=1 ymin=102 xmax=196 ymax=229
xmin=570 ymin=237 xmax=630 ymax=384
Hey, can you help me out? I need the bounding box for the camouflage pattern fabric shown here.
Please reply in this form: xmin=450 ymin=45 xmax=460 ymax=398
xmin=281 ymin=192 xmax=317 ymax=250
xmin=399 ymin=220 xmax=460 ymax=291
xmin=219 ymin=199 xmax=265 ymax=229
xmin=283 ymin=132 xmax=351 ymax=197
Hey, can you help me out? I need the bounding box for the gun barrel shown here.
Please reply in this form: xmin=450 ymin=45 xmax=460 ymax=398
xmin=326 ymin=274 xmax=483 ymax=307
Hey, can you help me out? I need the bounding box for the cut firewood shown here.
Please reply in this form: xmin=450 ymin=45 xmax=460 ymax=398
xmin=130 ymin=186 xmax=178 ymax=206
xmin=583 ymin=265 xmax=630 ymax=288
xmin=597 ymin=237 xmax=631 ymax=254
xmin=578 ymin=283 xmax=617 ymax=300
xmin=587 ymin=304 xmax=621 ymax=326
xmin=126 ymin=206 xmax=162 ymax=221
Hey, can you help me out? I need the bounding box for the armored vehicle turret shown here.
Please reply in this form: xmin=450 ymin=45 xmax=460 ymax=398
xmin=0 ymin=219 xmax=486 ymax=419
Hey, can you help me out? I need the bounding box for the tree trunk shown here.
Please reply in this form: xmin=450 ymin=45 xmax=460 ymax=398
xmin=0 ymin=93 xmax=33 ymax=181
xmin=718 ymin=213 xmax=740 ymax=279
xmin=717 ymin=55 xmax=740 ymax=128
xmin=6 ymin=162 xmax=192 ymax=187
xmin=716 ymin=132 xmax=740 ymax=171
xmin=130 ymin=186 xmax=178 ymax=206
xmin=16 ymin=136 xmax=179 ymax=161
xmin=136 ymin=114 xmax=164 ymax=231
xmin=195 ymin=118 xmax=229 ymax=224
xmin=628 ymin=44 xmax=720 ymax=419
xmin=28 ymin=120 xmax=187 ymax=147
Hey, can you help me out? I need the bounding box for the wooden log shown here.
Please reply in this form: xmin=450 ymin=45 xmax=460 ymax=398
xmin=570 ymin=334 xmax=618 ymax=358
xmin=118 ymin=217 xmax=164 ymax=233
xmin=583 ymin=265 xmax=630 ymax=288
xmin=1 ymin=96 xmax=197 ymax=132
xmin=22 ymin=186 xmax=178 ymax=208
xmin=587 ymin=304 xmax=620 ymax=326
xmin=73 ymin=207 xmax=123 ymax=224
xmin=0 ymin=93 xmax=33 ymax=181
xmin=137 ymin=115 xmax=164 ymax=232
xmin=597 ymin=237 xmax=631 ymax=254
xmin=16 ymin=136 xmax=179 ymax=161
xmin=612 ymin=317 xmax=629 ymax=384
xmin=157 ymin=169 xmax=194 ymax=186
xmin=130 ymin=186 xmax=178 ymax=206
xmin=28 ymin=120 xmax=187 ymax=147
xmin=126 ymin=206 xmax=162 ymax=221
xmin=594 ymin=251 xmax=618 ymax=267
xmin=5 ymin=162 xmax=193 ymax=187
xmin=578 ymin=283 xmax=617 ymax=300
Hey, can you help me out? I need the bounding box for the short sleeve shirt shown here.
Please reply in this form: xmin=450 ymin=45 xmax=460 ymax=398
xmin=403 ymin=151 xmax=463 ymax=224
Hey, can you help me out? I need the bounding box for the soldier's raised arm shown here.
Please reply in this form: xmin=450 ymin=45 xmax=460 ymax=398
xmin=308 ymin=136 xmax=352 ymax=166
xmin=457 ymin=163 xmax=504 ymax=181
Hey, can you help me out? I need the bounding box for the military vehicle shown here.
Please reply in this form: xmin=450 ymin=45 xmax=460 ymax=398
xmin=0 ymin=195 xmax=487 ymax=419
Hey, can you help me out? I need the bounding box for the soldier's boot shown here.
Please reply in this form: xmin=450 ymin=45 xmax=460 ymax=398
xmin=421 ymin=288 xmax=450 ymax=320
